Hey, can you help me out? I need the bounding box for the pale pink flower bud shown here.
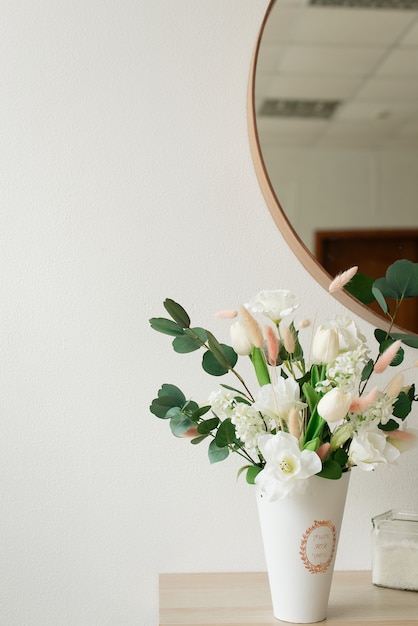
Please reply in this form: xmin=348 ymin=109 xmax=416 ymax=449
xmin=239 ymin=305 xmax=264 ymax=348
xmin=386 ymin=373 xmax=404 ymax=398
xmin=264 ymin=325 xmax=279 ymax=366
xmin=328 ymin=266 xmax=358 ymax=293
xmin=318 ymin=388 xmax=352 ymax=424
xmin=230 ymin=320 xmax=253 ymax=356
xmin=387 ymin=428 xmax=418 ymax=453
xmin=349 ymin=387 xmax=378 ymax=414
xmin=374 ymin=340 xmax=402 ymax=374
xmin=287 ymin=407 xmax=300 ymax=439
xmin=298 ymin=318 xmax=311 ymax=329
xmin=312 ymin=325 xmax=339 ymax=364
xmin=281 ymin=322 xmax=295 ymax=354
xmin=317 ymin=442 xmax=331 ymax=461
xmin=214 ymin=309 xmax=238 ymax=319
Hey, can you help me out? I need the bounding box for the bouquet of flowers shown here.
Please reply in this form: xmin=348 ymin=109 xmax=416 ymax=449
xmin=150 ymin=260 xmax=418 ymax=501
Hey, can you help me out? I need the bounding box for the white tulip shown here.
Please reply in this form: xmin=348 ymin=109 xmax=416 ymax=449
xmin=312 ymin=325 xmax=339 ymax=364
xmin=230 ymin=320 xmax=253 ymax=356
xmin=317 ymin=388 xmax=352 ymax=424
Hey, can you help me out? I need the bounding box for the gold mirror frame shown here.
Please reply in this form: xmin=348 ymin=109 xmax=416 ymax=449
xmin=247 ymin=0 xmax=395 ymax=330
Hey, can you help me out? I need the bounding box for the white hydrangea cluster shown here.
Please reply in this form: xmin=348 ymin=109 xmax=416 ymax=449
xmin=208 ymin=388 xmax=237 ymax=420
xmin=318 ymin=345 xmax=369 ymax=394
xmin=230 ymin=403 xmax=272 ymax=453
xmin=350 ymin=391 xmax=395 ymax=427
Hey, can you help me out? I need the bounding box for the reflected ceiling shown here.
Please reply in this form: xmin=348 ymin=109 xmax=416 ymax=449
xmin=255 ymin=1 xmax=418 ymax=149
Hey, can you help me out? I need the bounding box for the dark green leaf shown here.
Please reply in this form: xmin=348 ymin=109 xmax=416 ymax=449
xmin=361 ymin=359 xmax=374 ymax=382
xmin=208 ymin=440 xmax=229 ymax=464
xmin=333 ymin=448 xmax=348 ymax=468
xmin=246 ymin=465 xmax=263 ymax=484
xmin=150 ymin=395 xmax=182 ymax=418
xmin=191 ymin=405 xmax=211 ymax=420
xmin=202 ymin=350 xmax=228 ymax=376
xmin=184 ymin=327 xmax=207 ymax=342
xmin=345 ymin=273 xmax=375 ymax=304
xmin=371 ymin=285 xmax=388 ymax=314
xmin=190 ymin=434 xmax=208 ymax=445
xmin=390 ymin=333 xmax=418 ymax=349
xmin=386 ymin=259 xmax=418 ymax=299
xmin=163 ymin=299 xmax=190 ymax=328
xmin=172 ymin=335 xmax=201 ymax=353
xmin=316 ymin=460 xmax=342 ymax=480
xmin=149 ymin=317 xmax=185 ymax=337
xmin=197 ymin=416 xmax=220 ymax=435
xmin=206 ymin=331 xmax=237 ymax=369
xmin=374 ymin=328 xmax=390 ymax=345
xmin=373 ymin=277 xmax=398 ymax=300
xmin=302 ymin=382 xmax=319 ymax=413
xmin=215 ymin=418 xmax=236 ymax=447
xmin=158 ymin=384 xmax=186 ymax=404
xmin=392 ymin=391 xmax=412 ymax=420
xmin=378 ymin=419 xmax=399 ymax=432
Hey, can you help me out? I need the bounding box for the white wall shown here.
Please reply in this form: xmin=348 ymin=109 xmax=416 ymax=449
xmin=261 ymin=147 xmax=418 ymax=252
xmin=1 ymin=2 xmax=418 ymax=625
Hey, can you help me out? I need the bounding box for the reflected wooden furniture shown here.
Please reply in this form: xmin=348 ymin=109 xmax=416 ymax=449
xmin=159 ymin=570 xmax=418 ymax=625
xmin=315 ymin=229 xmax=418 ymax=334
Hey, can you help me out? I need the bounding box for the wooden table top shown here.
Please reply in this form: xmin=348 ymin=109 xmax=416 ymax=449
xmin=159 ymin=570 xmax=418 ymax=625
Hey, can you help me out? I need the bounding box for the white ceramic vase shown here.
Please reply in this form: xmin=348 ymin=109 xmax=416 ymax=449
xmin=256 ymin=472 xmax=350 ymax=623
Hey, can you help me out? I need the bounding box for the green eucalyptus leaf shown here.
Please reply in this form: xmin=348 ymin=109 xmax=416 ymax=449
xmin=190 ymin=434 xmax=208 ymax=445
xmin=316 ymin=460 xmax=342 ymax=480
xmin=215 ymin=418 xmax=236 ymax=447
xmin=163 ymin=299 xmax=191 ymax=328
xmin=157 ymin=384 xmax=186 ymax=404
xmin=374 ymin=328 xmax=390 ymax=345
xmin=184 ymin=327 xmax=207 ymax=342
xmin=390 ymin=333 xmax=418 ymax=349
xmin=378 ymin=419 xmax=399 ymax=432
xmin=191 ymin=405 xmax=211 ymax=420
xmin=183 ymin=400 xmax=199 ymax=415
xmin=202 ymin=350 xmax=228 ymax=376
xmin=371 ymin=285 xmax=389 ymax=313
xmin=206 ymin=331 xmax=237 ymax=369
xmin=373 ymin=278 xmax=398 ymax=301
xmin=169 ymin=412 xmax=195 ymax=437
xmin=197 ymin=416 xmax=220 ymax=434
xmin=208 ymin=440 xmax=229 ymax=464
xmin=150 ymin=392 xmax=184 ymax=418
xmin=386 ymin=259 xmax=418 ymax=298
xmin=172 ymin=335 xmax=201 ymax=353
xmin=392 ymin=391 xmax=413 ymax=420
xmin=345 ymin=273 xmax=375 ymax=304
xmin=149 ymin=317 xmax=185 ymax=337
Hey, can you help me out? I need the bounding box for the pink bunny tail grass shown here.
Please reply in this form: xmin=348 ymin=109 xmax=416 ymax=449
xmin=264 ymin=325 xmax=279 ymax=366
xmin=386 ymin=372 xmax=404 ymax=398
xmin=387 ymin=428 xmax=418 ymax=453
xmin=214 ymin=309 xmax=238 ymax=319
xmin=281 ymin=322 xmax=295 ymax=354
xmin=328 ymin=266 xmax=358 ymax=293
xmin=350 ymin=387 xmax=379 ymax=414
xmin=317 ymin=442 xmax=331 ymax=461
xmin=239 ymin=305 xmax=264 ymax=348
xmin=287 ymin=407 xmax=300 ymax=439
xmin=374 ymin=340 xmax=402 ymax=374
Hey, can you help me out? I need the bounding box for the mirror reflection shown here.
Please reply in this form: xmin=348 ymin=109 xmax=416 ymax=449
xmin=255 ymin=0 xmax=418 ymax=332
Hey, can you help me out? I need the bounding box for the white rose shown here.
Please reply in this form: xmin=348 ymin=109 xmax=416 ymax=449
xmin=348 ymin=425 xmax=400 ymax=471
xmin=246 ymin=290 xmax=298 ymax=323
xmin=253 ymin=377 xmax=306 ymax=423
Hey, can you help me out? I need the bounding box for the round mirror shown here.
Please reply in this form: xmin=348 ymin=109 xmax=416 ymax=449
xmin=249 ymin=0 xmax=418 ymax=333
